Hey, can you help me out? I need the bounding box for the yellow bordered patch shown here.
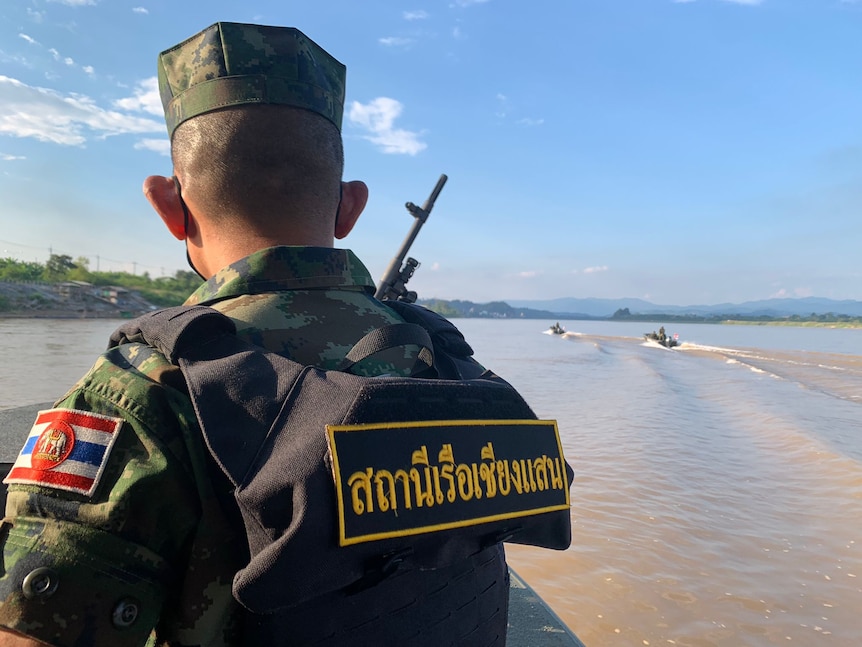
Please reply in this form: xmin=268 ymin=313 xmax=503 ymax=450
xmin=327 ymin=418 xmax=569 ymax=546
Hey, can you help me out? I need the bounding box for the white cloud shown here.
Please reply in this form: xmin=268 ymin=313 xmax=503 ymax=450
xmin=721 ymin=0 xmax=763 ymax=4
xmin=0 ymin=76 xmax=163 ymax=146
xmin=132 ymin=6 xmax=149 ymax=13
xmin=404 ymin=10 xmax=429 ymax=20
xmin=43 ymin=46 xmax=93 ymax=75
xmin=113 ymin=77 xmax=163 ymax=116
xmin=453 ymin=0 xmax=490 ymax=6
xmin=27 ymin=9 xmax=45 ymax=22
xmin=518 ymin=270 xmax=540 ymax=278
xmin=583 ymin=265 xmax=609 ymax=274
xmin=348 ymin=98 xmax=427 ymax=155
xmin=769 ymin=287 xmax=813 ymax=299
xmin=1 ymin=153 xmax=26 ymax=161
xmin=48 ymin=0 xmax=98 ymax=5
xmin=134 ymin=138 xmax=169 ymax=155
xmin=495 ymin=93 xmax=508 ymax=118
xmin=379 ymin=36 xmax=415 ymax=47
xmin=19 ymin=34 xmax=39 ymax=46
xmin=495 ymin=93 xmax=544 ymax=126
xmin=0 ymin=52 xmax=29 ymax=67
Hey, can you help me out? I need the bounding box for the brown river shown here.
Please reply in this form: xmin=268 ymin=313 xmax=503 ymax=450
xmin=2 ymin=317 xmax=861 ymax=646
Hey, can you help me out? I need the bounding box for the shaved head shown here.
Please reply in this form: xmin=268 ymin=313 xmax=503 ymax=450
xmin=172 ymin=105 xmax=344 ymax=231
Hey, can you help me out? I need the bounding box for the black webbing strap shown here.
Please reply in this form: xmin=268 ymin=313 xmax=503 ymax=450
xmin=109 ymin=305 xmax=236 ymax=362
xmin=336 ymin=322 xmax=434 ymax=374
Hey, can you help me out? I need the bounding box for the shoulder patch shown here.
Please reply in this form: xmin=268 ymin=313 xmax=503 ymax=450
xmin=3 ymin=408 xmax=123 ymax=497
xmin=327 ymin=418 xmax=570 ymax=547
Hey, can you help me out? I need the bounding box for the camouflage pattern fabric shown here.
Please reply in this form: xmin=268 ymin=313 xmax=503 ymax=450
xmin=187 ymin=246 xmax=424 ymax=375
xmin=158 ymin=22 xmax=346 ymax=138
xmin=0 ymin=246 xmax=418 ymax=646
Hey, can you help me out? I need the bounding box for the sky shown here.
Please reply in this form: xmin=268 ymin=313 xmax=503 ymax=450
xmin=0 ymin=0 xmax=860 ymax=306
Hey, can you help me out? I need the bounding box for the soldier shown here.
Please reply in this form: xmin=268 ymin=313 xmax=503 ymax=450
xmin=0 ymin=22 xmax=520 ymax=646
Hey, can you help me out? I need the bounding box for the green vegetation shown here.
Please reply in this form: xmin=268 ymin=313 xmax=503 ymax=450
xmin=2 ymin=257 xmax=859 ymax=326
xmin=722 ymin=320 xmax=862 ymax=329
xmin=0 ymin=255 xmax=202 ymax=307
xmin=420 ymin=299 xmax=463 ymax=318
xmin=611 ymin=307 xmax=862 ymax=328
xmin=419 ymin=299 xmax=556 ymax=319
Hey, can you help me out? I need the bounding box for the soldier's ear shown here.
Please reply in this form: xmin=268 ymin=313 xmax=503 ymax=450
xmin=144 ymin=175 xmax=187 ymax=240
xmin=334 ymin=180 xmax=368 ymax=239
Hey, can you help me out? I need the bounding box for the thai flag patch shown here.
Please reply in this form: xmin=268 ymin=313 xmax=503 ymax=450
xmin=3 ymin=408 xmax=123 ymax=498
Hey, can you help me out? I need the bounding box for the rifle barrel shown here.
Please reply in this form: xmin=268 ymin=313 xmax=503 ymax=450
xmin=375 ymin=174 xmax=448 ymax=301
xmin=421 ymin=174 xmax=448 ymax=216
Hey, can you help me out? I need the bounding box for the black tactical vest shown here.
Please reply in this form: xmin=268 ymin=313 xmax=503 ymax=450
xmin=110 ymin=303 xmax=573 ymax=646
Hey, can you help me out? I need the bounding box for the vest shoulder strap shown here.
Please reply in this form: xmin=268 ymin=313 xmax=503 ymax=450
xmin=109 ymin=305 xmax=237 ymax=362
xmin=382 ymin=300 xmax=487 ymax=379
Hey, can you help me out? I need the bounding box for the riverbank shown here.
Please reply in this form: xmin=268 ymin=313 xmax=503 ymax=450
xmin=3 ymin=281 xmax=860 ymax=327
xmin=0 ymin=280 xmax=155 ymax=319
xmin=722 ymin=320 xmax=862 ymax=328
xmin=0 ymin=311 xmax=137 ymax=319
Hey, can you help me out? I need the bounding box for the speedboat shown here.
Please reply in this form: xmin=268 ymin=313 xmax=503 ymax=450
xmin=644 ymin=330 xmax=679 ymax=348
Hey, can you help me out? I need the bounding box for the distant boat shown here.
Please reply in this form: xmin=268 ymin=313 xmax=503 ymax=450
xmin=644 ymin=329 xmax=680 ymax=348
xmin=548 ymin=322 xmax=566 ymax=335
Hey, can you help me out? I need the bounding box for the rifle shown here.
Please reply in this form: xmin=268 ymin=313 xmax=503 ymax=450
xmin=374 ymin=173 xmax=448 ymax=302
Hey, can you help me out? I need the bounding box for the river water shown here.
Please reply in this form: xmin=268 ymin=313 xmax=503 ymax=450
xmin=1 ymin=317 xmax=861 ymax=646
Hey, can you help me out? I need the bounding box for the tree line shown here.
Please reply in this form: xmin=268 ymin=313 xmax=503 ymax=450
xmin=5 ymin=257 xmax=856 ymax=324
xmin=610 ymin=307 xmax=862 ymax=325
xmin=0 ymin=254 xmax=202 ymax=307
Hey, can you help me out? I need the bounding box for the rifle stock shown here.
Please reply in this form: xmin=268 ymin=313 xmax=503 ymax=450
xmin=374 ymin=174 xmax=448 ymax=302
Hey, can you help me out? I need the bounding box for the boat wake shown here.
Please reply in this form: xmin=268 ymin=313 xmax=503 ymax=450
xmin=681 ymin=343 xmax=862 ymax=403
xmin=641 ymin=339 xmax=680 ymax=351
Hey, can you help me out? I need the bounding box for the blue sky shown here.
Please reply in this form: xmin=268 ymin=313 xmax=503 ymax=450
xmin=1 ymin=0 xmax=860 ymax=306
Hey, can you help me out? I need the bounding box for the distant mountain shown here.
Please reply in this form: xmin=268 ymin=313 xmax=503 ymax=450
xmin=505 ymin=297 xmax=862 ymax=318
xmin=417 ymin=299 xmax=557 ymax=319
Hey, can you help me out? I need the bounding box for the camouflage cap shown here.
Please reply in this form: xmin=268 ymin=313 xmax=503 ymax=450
xmin=157 ymin=22 xmax=346 ymax=138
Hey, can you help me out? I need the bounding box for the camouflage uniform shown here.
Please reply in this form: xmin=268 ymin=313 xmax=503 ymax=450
xmin=186 ymin=246 xmax=425 ymax=376
xmin=1 ymin=22 xmax=508 ymax=647
xmin=0 ymin=246 xmax=425 ymax=646
xmin=157 ymin=22 xmax=346 ymax=138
